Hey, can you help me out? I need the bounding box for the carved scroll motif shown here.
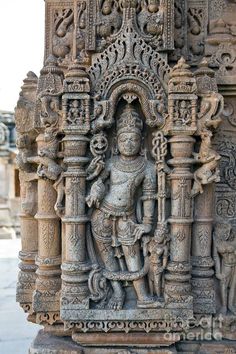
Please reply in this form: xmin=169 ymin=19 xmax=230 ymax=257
xmin=187 ymin=0 xmax=208 ymax=63
xmin=169 ymin=0 xmax=187 ymax=61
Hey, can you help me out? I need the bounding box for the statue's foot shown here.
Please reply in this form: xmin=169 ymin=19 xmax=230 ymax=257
xmin=108 ymin=294 xmax=125 ymax=310
xmin=219 ymin=306 xmax=227 ymax=316
xmin=229 ymin=305 xmax=236 ymax=316
xmin=137 ymin=296 xmax=164 ymax=309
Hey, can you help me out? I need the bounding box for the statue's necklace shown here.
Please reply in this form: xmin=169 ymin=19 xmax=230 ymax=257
xmin=115 ymin=156 xmax=146 ymax=173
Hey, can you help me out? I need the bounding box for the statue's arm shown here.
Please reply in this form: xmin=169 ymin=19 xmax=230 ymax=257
xmin=213 ymin=235 xmax=221 ymax=279
xmin=99 ymin=161 xmax=110 ymax=182
xmin=133 ymin=163 xmax=156 ymax=242
xmin=163 ymin=245 xmax=169 ymax=269
xmin=86 ymin=160 xmax=111 ymax=208
xmin=198 ymin=99 xmax=211 ymax=120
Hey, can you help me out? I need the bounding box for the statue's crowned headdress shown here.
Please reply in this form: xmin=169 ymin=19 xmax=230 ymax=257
xmin=117 ymin=104 xmax=143 ymax=136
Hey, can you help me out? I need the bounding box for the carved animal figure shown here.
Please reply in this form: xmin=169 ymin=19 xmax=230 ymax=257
xmin=97 ymin=0 xmax=122 ymax=42
xmin=52 ymin=9 xmax=74 ymax=59
xmin=137 ymin=0 xmax=164 ymax=38
xmin=192 ymin=130 xmax=221 ymax=197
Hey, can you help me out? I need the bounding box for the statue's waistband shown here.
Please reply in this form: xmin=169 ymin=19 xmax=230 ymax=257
xmin=101 ymin=201 xmax=134 ymax=218
xmin=224 ymin=262 xmax=236 ymax=266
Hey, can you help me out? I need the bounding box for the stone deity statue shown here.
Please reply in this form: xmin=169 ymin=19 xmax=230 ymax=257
xmin=213 ymin=223 xmax=236 ymax=315
xmin=86 ymin=104 xmax=157 ymax=310
xmin=148 ymin=223 xmax=169 ymax=298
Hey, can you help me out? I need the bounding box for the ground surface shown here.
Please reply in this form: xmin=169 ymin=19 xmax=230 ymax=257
xmin=0 ymin=239 xmax=41 ymax=354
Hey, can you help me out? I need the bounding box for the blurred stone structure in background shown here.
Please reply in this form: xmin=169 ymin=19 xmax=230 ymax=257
xmin=14 ymin=0 xmax=236 ymax=353
xmin=0 ymin=110 xmax=20 ymax=239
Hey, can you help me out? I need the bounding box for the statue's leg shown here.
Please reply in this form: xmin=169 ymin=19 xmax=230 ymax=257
xmin=148 ymin=267 xmax=154 ymax=296
xmin=91 ymin=209 xmax=124 ymax=310
xmin=220 ymin=280 xmax=228 ymax=315
xmin=220 ymin=265 xmax=230 ymax=315
xmin=228 ymin=267 xmax=236 ymax=315
xmin=122 ymin=243 xmax=150 ymax=302
xmin=153 ymin=272 xmax=162 ymax=298
xmin=95 ymin=239 xmax=125 ymax=310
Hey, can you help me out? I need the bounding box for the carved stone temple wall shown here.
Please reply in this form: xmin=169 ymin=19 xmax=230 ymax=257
xmin=15 ymin=0 xmax=236 ymax=353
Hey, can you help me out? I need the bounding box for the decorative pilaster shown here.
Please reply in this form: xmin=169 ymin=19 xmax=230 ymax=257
xmin=191 ymin=58 xmax=223 ymax=314
xmin=30 ymin=57 xmax=64 ymax=325
xmin=33 ymin=134 xmax=61 ymax=325
xmin=17 ymin=164 xmax=38 ymax=317
xmin=192 ymin=184 xmax=215 ymax=314
xmin=16 ymin=145 xmax=38 ymax=321
xmin=165 ymin=58 xmax=197 ymax=310
xmin=15 ymin=73 xmax=39 ymax=317
xmin=60 ymin=61 xmax=91 ymax=321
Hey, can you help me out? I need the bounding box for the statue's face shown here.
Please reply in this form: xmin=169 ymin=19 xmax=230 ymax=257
xmin=118 ymin=132 xmax=141 ymax=157
xmin=148 ymin=0 xmax=159 ymax=12
xmin=102 ymin=0 xmax=112 ymax=15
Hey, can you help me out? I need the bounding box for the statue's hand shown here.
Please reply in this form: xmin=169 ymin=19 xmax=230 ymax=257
xmin=86 ymin=194 xmax=101 ymax=208
xmin=133 ymin=223 xmax=152 ymax=244
xmin=86 ymin=178 xmax=105 ymax=208
xmin=142 ymin=235 xmax=151 ymax=257
xmin=86 ymin=156 xmax=103 ymax=173
xmin=216 ymin=272 xmax=225 ymax=280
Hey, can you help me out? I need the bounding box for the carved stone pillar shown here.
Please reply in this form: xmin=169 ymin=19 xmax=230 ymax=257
xmin=60 ymin=61 xmax=91 ymax=321
xmin=33 ymin=134 xmax=61 ymax=325
xmin=16 ymin=153 xmax=38 ymax=320
xmin=15 ymin=73 xmax=39 ymax=317
xmin=165 ymin=135 xmax=195 ymax=309
xmin=26 ymin=56 xmax=64 ymax=326
xmin=192 ymin=184 xmax=215 ymax=314
xmin=15 ymin=0 xmax=233 ymax=351
xmin=191 ymin=58 xmax=223 ymax=315
xmin=165 ymin=58 xmax=197 ymax=310
xmin=17 ymin=168 xmax=38 ymax=317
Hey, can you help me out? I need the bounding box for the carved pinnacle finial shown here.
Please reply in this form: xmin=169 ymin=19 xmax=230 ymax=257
xmin=65 ymin=59 xmax=89 ymax=80
xmin=21 ymin=71 xmax=38 ymax=91
xmin=171 ymin=57 xmax=193 ymax=79
xmin=175 ymin=57 xmax=190 ymax=71
xmin=26 ymin=71 xmax=38 ymax=80
xmin=195 ymin=57 xmax=215 ymax=77
xmin=195 ymin=57 xmax=218 ymax=94
xmin=40 ymin=55 xmax=62 ymax=76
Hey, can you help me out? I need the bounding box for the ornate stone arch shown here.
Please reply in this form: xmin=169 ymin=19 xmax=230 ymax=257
xmin=92 ymin=79 xmax=166 ymax=130
xmin=88 ymin=20 xmax=171 ymax=131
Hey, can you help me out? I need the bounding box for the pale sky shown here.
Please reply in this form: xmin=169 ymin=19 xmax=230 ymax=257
xmin=0 ymin=0 xmax=45 ymax=112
